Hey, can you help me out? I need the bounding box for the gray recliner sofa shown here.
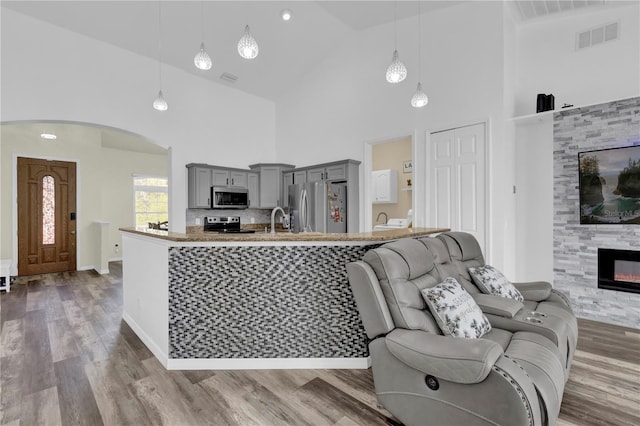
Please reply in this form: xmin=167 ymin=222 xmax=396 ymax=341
xmin=347 ymin=238 xmax=570 ymax=426
xmin=417 ymin=235 xmax=575 ymax=379
xmin=437 ymin=232 xmax=577 ymax=371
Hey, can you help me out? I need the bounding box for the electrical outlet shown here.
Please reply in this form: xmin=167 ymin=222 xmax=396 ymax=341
xmin=115 ymin=243 xmax=119 ymax=253
xmin=195 ymin=217 xmax=201 ymax=225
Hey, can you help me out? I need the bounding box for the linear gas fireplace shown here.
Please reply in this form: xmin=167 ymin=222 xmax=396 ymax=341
xmin=598 ymin=248 xmax=640 ymax=294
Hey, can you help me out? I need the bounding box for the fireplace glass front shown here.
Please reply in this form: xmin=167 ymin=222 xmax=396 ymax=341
xmin=598 ymin=248 xmax=640 ymax=294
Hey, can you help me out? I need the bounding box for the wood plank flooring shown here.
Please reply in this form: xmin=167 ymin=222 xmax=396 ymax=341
xmin=1 ymin=263 xmax=638 ymax=425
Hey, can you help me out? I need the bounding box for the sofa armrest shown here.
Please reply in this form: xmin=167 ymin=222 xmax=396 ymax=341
xmin=385 ymin=329 xmax=503 ymax=384
xmin=472 ymin=294 xmax=523 ymax=318
xmin=512 ymin=281 xmax=552 ymax=301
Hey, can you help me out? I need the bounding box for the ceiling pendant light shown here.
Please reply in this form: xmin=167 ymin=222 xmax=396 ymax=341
xmin=194 ymin=42 xmax=212 ymax=70
xmin=237 ymin=25 xmax=259 ymax=59
xmin=411 ymin=2 xmax=428 ymax=108
xmin=386 ymin=1 xmax=407 ymax=83
xmin=153 ymin=90 xmax=168 ymax=111
xmin=153 ymin=1 xmax=168 ymax=111
xmin=411 ymin=82 xmax=429 ymax=108
xmin=194 ymin=1 xmax=212 ymax=70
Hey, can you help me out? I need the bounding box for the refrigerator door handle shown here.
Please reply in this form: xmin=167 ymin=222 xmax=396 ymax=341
xmin=300 ymin=188 xmax=307 ymax=232
xmin=303 ymin=188 xmax=313 ymax=232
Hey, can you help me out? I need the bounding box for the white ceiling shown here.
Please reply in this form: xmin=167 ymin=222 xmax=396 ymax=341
xmin=2 ymin=1 xmax=467 ymax=102
xmin=2 ymin=0 xmax=628 ymax=102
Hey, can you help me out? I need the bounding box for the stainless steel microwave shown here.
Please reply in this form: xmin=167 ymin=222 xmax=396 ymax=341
xmin=211 ymin=186 xmax=249 ymax=209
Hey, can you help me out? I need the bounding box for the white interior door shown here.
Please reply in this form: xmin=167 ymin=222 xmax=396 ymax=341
xmin=430 ymin=123 xmax=486 ymax=253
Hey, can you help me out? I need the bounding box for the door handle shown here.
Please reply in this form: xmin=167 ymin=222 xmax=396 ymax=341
xmin=70 ymin=231 xmax=76 ymax=235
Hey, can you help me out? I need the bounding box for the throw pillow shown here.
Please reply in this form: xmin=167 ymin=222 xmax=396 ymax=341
xmin=421 ymin=277 xmax=492 ymax=339
xmin=468 ymin=265 xmax=524 ymax=302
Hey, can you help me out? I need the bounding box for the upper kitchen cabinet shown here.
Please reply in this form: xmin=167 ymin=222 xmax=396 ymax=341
xmin=187 ymin=165 xmax=213 ymax=209
xmin=247 ymin=172 xmax=259 ymax=208
xmin=372 ymin=169 xmax=398 ymax=204
xmin=294 ymin=170 xmax=307 ymax=185
xmin=306 ymin=162 xmax=347 ymax=182
xmin=211 ymin=169 xmax=247 ymax=187
xmin=230 ymin=171 xmax=248 ymax=188
xmin=249 ymin=163 xmax=295 ymax=208
xmin=211 ymin=168 xmax=230 ymax=187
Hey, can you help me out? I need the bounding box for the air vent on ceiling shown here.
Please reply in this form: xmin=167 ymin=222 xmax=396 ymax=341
xmin=515 ymin=0 xmax=606 ymax=21
xmin=576 ymin=21 xmax=619 ymax=50
xmin=220 ymin=72 xmax=238 ymax=83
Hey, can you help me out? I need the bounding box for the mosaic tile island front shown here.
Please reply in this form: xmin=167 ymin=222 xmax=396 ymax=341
xmin=120 ymin=227 xmax=447 ymax=369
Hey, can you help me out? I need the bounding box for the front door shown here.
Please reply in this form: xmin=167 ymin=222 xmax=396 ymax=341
xmin=17 ymin=157 xmax=77 ymax=275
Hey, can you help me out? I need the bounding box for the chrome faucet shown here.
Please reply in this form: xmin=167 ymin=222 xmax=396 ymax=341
xmin=376 ymin=211 xmax=388 ymax=224
xmin=271 ymin=207 xmax=286 ymax=234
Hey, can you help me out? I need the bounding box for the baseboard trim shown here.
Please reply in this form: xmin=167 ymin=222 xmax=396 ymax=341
xmin=122 ymin=312 xmax=169 ymax=367
xmin=166 ymin=357 xmax=370 ymax=370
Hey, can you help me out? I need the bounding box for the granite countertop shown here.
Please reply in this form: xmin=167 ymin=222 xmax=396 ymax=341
xmin=119 ymin=226 xmax=449 ymax=243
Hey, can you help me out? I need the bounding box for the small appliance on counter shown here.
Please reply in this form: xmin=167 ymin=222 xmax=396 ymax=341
xmin=204 ymin=216 xmax=255 ymax=233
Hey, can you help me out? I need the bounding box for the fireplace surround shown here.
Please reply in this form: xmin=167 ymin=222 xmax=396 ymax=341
xmin=598 ymin=248 xmax=640 ymax=294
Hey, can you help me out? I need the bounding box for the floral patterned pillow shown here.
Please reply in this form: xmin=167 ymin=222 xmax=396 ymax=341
xmin=421 ymin=277 xmax=492 ymax=339
xmin=468 ymin=265 xmax=524 ymax=302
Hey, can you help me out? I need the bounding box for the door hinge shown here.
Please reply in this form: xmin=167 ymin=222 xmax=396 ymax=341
xmin=513 ymin=185 xmax=517 ymax=194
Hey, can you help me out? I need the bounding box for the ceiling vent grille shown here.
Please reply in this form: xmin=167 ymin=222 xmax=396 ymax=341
xmin=576 ymin=21 xmax=619 ymax=50
xmin=516 ymin=0 xmax=606 ymax=21
xmin=220 ymin=72 xmax=238 ymax=83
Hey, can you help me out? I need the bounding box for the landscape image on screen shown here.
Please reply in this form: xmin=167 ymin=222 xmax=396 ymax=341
xmin=579 ymin=145 xmax=640 ymax=224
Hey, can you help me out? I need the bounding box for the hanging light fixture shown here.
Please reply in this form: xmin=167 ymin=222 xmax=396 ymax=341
xmin=237 ymin=25 xmax=259 ymax=59
xmin=194 ymin=1 xmax=212 ymax=70
xmin=153 ymin=1 xmax=168 ymax=111
xmin=411 ymin=2 xmax=428 ymax=108
xmin=386 ymin=1 xmax=407 ymax=83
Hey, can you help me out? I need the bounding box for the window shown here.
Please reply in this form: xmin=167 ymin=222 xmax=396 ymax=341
xmin=134 ymin=176 xmax=168 ymax=230
xmin=42 ymin=175 xmax=55 ymax=244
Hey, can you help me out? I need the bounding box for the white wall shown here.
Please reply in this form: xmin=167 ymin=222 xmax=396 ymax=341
xmin=512 ymin=3 xmax=640 ymax=282
xmin=1 ymin=8 xmax=277 ymax=234
xmin=515 ymin=3 xmax=640 ymax=116
xmin=276 ymin=1 xmax=514 ymax=272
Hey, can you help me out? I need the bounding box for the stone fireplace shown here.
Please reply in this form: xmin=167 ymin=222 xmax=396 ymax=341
xmin=553 ymin=97 xmax=640 ymax=328
xmin=598 ymin=248 xmax=640 ymax=294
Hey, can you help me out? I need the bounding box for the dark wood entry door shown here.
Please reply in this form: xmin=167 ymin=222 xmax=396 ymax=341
xmin=17 ymin=157 xmax=77 ymax=275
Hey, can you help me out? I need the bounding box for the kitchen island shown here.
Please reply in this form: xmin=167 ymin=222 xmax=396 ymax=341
xmin=120 ymin=227 xmax=447 ymax=370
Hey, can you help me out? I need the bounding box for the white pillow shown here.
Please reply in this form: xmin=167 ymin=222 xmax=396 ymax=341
xmin=468 ymin=265 xmax=524 ymax=302
xmin=421 ymin=277 xmax=492 ymax=339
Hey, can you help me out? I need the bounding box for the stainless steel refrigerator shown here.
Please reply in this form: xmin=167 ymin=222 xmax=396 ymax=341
xmin=288 ymin=182 xmax=347 ymax=233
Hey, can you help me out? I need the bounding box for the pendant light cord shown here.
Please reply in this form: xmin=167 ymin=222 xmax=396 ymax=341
xmin=157 ymin=0 xmax=163 ymax=89
xmin=393 ymin=0 xmax=398 ymax=50
xmin=417 ymin=1 xmax=421 ymax=77
xmin=200 ymin=0 xmax=205 ymax=42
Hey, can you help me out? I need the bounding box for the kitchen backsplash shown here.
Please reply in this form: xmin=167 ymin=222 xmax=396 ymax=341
xmin=186 ymin=208 xmax=276 ymax=228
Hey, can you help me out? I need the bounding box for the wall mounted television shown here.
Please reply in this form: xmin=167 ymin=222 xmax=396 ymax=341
xmin=579 ymin=144 xmax=640 ymax=224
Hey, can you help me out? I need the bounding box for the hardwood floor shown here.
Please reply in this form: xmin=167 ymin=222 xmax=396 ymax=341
xmin=1 ymin=263 xmax=638 ymax=426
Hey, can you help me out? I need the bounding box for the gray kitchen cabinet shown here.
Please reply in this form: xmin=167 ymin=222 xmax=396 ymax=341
xmin=230 ymin=171 xmax=247 ymax=187
xmin=307 ymin=163 xmax=346 ymax=182
xmin=306 ymin=167 xmax=324 ymax=183
xmin=247 ymin=172 xmax=259 ymax=208
xmin=211 ymin=168 xmax=230 ymax=187
xmin=249 ymin=163 xmax=295 ymax=208
xmin=294 ymin=170 xmax=307 ymax=184
xmin=187 ymin=166 xmax=212 ymax=208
